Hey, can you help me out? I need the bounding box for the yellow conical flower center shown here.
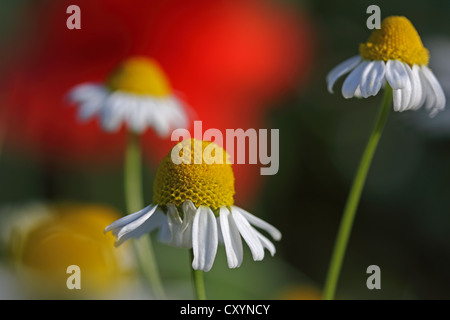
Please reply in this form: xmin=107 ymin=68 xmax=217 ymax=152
xmin=359 ymin=16 xmax=429 ymax=66
xmin=153 ymin=139 xmax=235 ymax=212
xmin=106 ymin=56 xmax=171 ymax=96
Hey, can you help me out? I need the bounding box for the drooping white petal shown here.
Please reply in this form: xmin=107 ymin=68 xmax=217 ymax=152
xmin=68 ymin=84 xmax=109 ymax=121
xmin=178 ymin=201 xmax=196 ymax=248
xmin=385 ymin=60 xmax=409 ymax=90
xmin=400 ymin=73 xmax=412 ymax=111
xmin=341 ymin=61 xmax=370 ymax=99
xmin=392 ymin=89 xmax=402 ymax=112
xmin=192 ymin=206 xmax=218 ymax=272
xmin=233 ymin=206 xmax=282 ymax=241
xmin=105 ymin=204 xmax=157 ymax=235
xmin=219 ymin=207 xmax=244 ymax=269
xmin=68 ymin=83 xmax=106 ymax=104
xmin=78 ymin=99 xmax=105 ymax=122
xmin=354 ymin=85 xmax=363 ymax=98
xmin=166 ymin=203 xmax=183 ymax=247
xmin=421 ymin=66 xmax=446 ymax=116
xmin=151 ymin=100 xmax=172 ymax=137
xmin=230 ymin=207 xmax=264 ymax=261
xmin=115 ymin=210 xmax=166 ymax=247
xmin=165 ymin=97 xmax=189 ymax=129
xmin=105 ymin=204 xmax=163 ymax=247
xmin=158 ymin=208 xmax=172 ymax=244
xmin=359 ymin=61 xmax=376 ymax=98
xmin=360 ymin=60 xmax=386 ymax=98
xmin=252 ymin=229 xmax=276 ymax=257
xmin=100 ymin=93 xmax=131 ymax=132
xmin=408 ymin=64 xmax=423 ymax=110
xmin=115 ymin=205 xmax=158 ymax=240
xmin=127 ymin=97 xmax=149 ymax=133
xmin=326 ymin=55 xmax=362 ymax=94
xmin=419 ymin=68 xmax=437 ymax=114
xmin=391 ymin=62 xmax=412 ymax=112
xmin=217 ymin=216 xmax=224 ymax=244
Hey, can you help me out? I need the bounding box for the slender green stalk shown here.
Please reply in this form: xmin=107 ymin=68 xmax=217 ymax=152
xmin=323 ymin=86 xmax=393 ymax=300
xmin=190 ymin=249 xmax=206 ymax=300
xmin=125 ymin=132 xmax=166 ymax=299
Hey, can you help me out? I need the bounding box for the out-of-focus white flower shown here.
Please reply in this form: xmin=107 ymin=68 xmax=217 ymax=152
xmin=68 ymin=56 xmax=188 ymax=137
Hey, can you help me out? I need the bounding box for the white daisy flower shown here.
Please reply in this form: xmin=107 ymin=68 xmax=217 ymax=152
xmin=68 ymin=56 xmax=188 ymax=137
xmin=327 ymin=16 xmax=446 ymax=117
xmin=105 ymin=139 xmax=281 ymax=272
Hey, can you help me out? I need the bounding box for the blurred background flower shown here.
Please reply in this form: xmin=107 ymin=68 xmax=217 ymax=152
xmin=1 ymin=0 xmax=450 ymax=300
xmin=0 ymin=202 xmax=140 ymax=299
xmin=276 ymin=284 xmax=322 ymax=300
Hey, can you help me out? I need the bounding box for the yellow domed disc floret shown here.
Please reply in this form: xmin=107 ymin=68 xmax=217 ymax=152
xmin=153 ymin=139 xmax=235 ymax=212
xmin=107 ymin=56 xmax=172 ymax=96
xmin=359 ymin=16 xmax=429 ymax=66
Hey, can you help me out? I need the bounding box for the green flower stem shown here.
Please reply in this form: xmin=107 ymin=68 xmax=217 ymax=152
xmin=190 ymin=249 xmax=206 ymax=300
xmin=323 ymin=86 xmax=393 ymax=300
xmin=125 ymin=132 xmax=166 ymax=299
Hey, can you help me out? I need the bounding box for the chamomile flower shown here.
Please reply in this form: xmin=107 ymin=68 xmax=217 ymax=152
xmin=105 ymin=139 xmax=281 ymax=272
xmin=327 ymin=16 xmax=446 ymax=116
xmin=68 ymin=56 xmax=188 ymax=137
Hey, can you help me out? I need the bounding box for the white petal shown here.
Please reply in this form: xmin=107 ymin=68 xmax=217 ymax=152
xmin=326 ymin=55 xmax=362 ymax=94
xmin=392 ymin=89 xmax=403 ymax=112
xmin=354 ymin=85 xmax=363 ymax=98
xmin=253 ymin=229 xmax=276 ymax=257
xmin=116 ymin=210 xmax=165 ymax=246
xmin=105 ymin=204 xmax=157 ymax=234
xmin=166 ymin=203 xmax=183 ymax=247
xmin=100 ymin=93 xmax=131 ymax=132
xmin=78 ymin=99 xmax=105 ymax=122
xmin=231 ymin=207 xmax=264 ymax=261
xmin=341 ymin=61 xmax=370 ymax=99
xmin=68 ymin=84 xmax=109 ymax=121
xmin=408 ymin=64 xmax=423 ymax=110
xmin=179 ymin=201 xmax=196 ymax=248
xmin=359 ymin=61 xmax=376 ymax=98
xmin=165 ymin=97 xmax=188 ymax=129
xmin=115 ymin=205 xmax=158 ymax=240
xmin=391 ymin=62 xmax=412 ymax=112
xmin=360 ymin=60 xmax=385 ymax=98
xmin=192 ymin=206 xmax=218 ymax=272
xmin=68 ymin=83 xmax=106 ymax=103
xmin=141 ymin=99 xmax=156 ymax=130
xmin=127 ymin=98 xmax=148 ymax=133
xmin=109 ymin=205 xmax=162 ymax=246
xmin=421 ymin=66 xmax=446 ymax=116
xmin=233 ymin=206 xmax=282 ymax=241
xmin=400 ymin=74 xmax=412 ymax=111
xmin=151 ymin=101 xmax=172 ymax=137
xmin=385 ymin=60 xmax=408 ymax=90
xmin=219 ymin=207 xmax=243 ymax=269
xmin=419 ymin=68 xmax=437 ymax=114
xmin=158 ymin=209 xmax=172 ymax=244
xmin=217 ymin=216 xmax=224 ymax=244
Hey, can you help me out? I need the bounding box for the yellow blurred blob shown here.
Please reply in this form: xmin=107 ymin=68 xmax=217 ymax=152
xmin=9 ymin=203 xmax=136 ymax=298
xmin=107 ymin=56 xmax=172 ymax=96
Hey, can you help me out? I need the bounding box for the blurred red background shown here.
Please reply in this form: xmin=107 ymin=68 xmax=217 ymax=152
xmin=2 ymin=0 xmax=314 ymax=204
